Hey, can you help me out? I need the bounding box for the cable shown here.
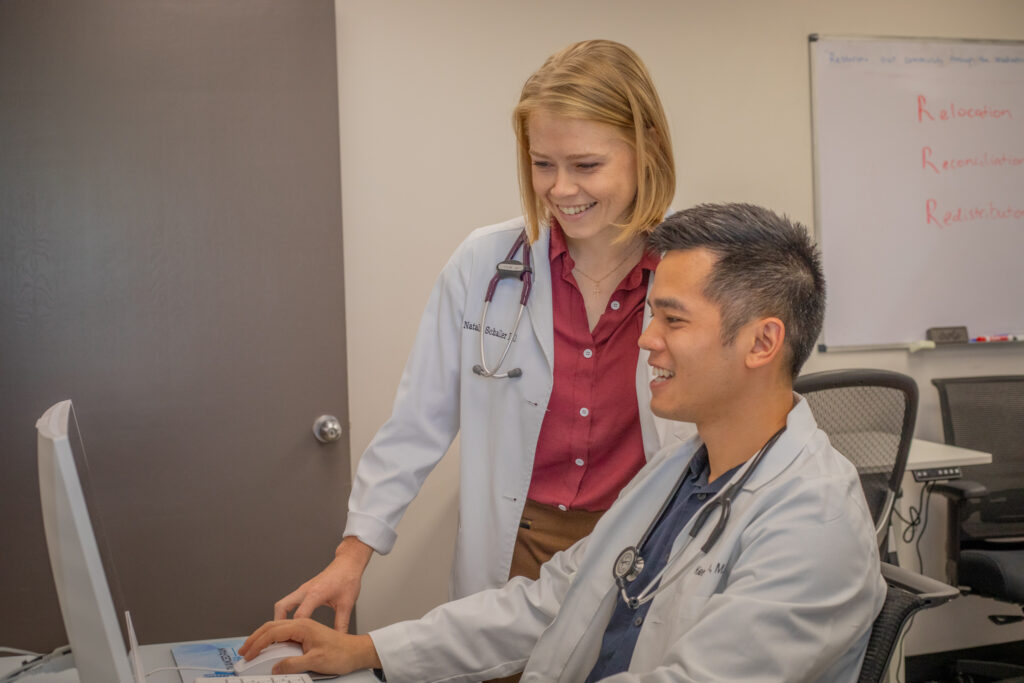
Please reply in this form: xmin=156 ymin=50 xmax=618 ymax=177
xmin=893 ymin=480 xmax=935 ymax=572
xmin=893 ymin=612 xmax=918 ymax=683
xmin=892 ymin=480 xmax=925 ymax=542
xmin=914 ymin=482 xmax=936 ymax=575
xmin=888 ymin=483 xmax=936 ymax=681
xmin=0 ymin=644 xmax=71 ymax=682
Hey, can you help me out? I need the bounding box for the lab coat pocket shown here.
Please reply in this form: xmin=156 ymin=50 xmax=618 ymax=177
xmin=648 ymin=591 xmax=710 ymax=629
xmin=634 ymin=592 xmax=711 ymax=668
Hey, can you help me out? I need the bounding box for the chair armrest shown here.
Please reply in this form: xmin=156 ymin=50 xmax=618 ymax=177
xmin=880 ymin=562 xmax=959 ymax=606
xmin=931 ymin=479 xmax=988 ymax=502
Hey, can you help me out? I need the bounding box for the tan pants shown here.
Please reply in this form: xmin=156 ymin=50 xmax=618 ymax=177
xmin=488 ymin=499 xmax=605 ymax=683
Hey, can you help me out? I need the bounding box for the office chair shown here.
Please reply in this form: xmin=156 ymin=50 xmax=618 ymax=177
xmin=794 ymin=369 xmax=918 ymax=551
xmin=930 ymin=376 xmax=1024 ymax=681
xmin=857 ymin=562 xmax=960 ymax=683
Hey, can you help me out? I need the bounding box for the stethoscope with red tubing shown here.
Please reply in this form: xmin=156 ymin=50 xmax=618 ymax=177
xmin=612 ymin=425 xmax=787 ymax=610
xmin=472 ymin=229 xmax=533 ymax=379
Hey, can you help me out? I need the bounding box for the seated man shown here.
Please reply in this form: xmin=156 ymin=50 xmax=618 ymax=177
xmin=241 ymin=202 xmax=886 ymax=682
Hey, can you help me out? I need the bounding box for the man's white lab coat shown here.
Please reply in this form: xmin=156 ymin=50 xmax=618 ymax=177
xmin=370 ymin=397 xmax=886 ymax=682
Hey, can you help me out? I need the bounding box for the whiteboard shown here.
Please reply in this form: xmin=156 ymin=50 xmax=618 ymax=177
xmin=809 ymin=35 xmax=1024 ymax=348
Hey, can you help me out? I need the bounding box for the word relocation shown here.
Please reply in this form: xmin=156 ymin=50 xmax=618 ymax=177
xmin=917 ymin=95 xmax=1013 ymax=123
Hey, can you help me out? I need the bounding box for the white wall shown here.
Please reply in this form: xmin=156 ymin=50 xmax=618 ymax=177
xmin=335 ymin=0 xmax=1024 ymax=653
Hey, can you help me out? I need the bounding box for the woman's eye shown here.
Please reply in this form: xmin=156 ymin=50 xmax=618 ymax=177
xmin=577 ymin=162 xmax=599 ymax=170
xmin=531 ymin=160 xmax=551 ymax=169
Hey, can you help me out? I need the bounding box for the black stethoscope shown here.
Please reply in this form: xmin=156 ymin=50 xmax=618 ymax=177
xmin=612 ymin=426 xmax=787 ymax=610
xmin=472 ymin=230 xmax=533 ymax=379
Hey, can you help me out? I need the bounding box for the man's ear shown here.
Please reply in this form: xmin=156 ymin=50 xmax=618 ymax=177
xmin=745 ymin=317 xmax=785 ymax=370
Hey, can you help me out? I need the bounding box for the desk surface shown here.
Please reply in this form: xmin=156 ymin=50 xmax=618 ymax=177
xmin=141 ymin=641 xmax=377 ymax=683
xmin=0 ymin=644 xmax=377 ymax=683
xmin=907 ymin=438 xmax=991 ymax=471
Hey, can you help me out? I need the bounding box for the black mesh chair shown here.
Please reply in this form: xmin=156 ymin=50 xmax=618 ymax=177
xmin=794 ymin=369 xmax=918 ymax=550
xmin=857 ymin=562 xmax=959 ymax=683
xmin=930 ymin=376 xmax=1024 ymax=681
xmin=792 ymin=371 xmax=955 ymax=681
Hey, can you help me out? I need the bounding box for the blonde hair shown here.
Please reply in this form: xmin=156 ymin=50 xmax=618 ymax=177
xmin=513 ymin=40 xmax=675 ymax=243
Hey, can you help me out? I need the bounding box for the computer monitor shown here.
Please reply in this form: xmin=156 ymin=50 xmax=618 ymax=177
xmin=37 ymin=399 xmax=140 ymax=683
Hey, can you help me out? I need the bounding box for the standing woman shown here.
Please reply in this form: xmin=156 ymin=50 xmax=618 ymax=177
xmin=276 ymin=39 xmax=692 ymax=632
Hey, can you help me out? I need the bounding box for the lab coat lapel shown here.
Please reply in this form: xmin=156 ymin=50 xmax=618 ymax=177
xmin=525 ymin=228 xmax=555 ymax=372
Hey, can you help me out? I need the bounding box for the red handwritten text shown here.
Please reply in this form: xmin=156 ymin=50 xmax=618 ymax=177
xmin=926 ymin=199 xmax=1024 ymax=227
xmin=922 ymin=146 xmax=1024 ymax=174
xmin=918 ymin=95 xmax=1013 ymax=122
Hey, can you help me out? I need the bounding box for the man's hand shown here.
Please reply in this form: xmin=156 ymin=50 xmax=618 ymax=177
xmin=239 ymin=617 xmax=381 ymax=676
xmin=274 ymin=536 xmax=374 ymax=632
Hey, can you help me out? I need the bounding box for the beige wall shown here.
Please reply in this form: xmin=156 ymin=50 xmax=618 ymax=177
xmin=335 ymin=0 xmax=1024 ymax=652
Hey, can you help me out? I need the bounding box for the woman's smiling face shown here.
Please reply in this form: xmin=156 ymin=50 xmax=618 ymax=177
xmin=527 ymin=110 xmax=638 ymax=245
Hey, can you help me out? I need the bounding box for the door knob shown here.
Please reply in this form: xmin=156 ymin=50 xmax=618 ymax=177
xmin=313 ymin=415 xmax=343 ymax=443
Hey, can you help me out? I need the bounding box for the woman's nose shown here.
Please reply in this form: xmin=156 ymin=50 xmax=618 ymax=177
xmin=550 ymin=168 xmax=577 ymax=197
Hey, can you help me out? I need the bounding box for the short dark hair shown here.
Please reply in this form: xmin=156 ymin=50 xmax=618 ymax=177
xmin=649 ymin=203 xmax=825 ymax=378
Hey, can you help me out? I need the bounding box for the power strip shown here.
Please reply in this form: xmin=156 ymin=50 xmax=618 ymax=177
xmin=912 ymin=466 xmax=961 ymax=482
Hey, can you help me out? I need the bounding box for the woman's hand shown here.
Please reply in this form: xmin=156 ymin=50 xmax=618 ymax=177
xmin=273 ymin=536 xmax=374 ymax=632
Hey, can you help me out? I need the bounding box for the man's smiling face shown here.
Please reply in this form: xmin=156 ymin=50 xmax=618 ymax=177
xmin=639 ymin=248 xmax=750 ymax=425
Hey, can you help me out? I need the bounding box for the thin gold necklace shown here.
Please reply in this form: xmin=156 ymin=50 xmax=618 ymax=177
xmin=572 ymin=241 xmax=643 ymax=296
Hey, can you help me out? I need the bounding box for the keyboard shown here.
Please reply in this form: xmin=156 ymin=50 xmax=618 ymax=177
xmin=196 ymin=676 xmax=314 ymax=683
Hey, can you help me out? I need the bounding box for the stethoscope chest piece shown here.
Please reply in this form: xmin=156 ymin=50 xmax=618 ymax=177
xmin=613 ymin=546 xmax=645 ymax=584
xmin=609 ymin=426 xmax=788 ymax=612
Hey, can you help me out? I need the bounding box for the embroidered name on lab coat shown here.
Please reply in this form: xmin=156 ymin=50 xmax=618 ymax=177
xmin=694 ymin=561 xmax=728 ymax=577
xmin=463 ymin=320 xmax=519 ymax=342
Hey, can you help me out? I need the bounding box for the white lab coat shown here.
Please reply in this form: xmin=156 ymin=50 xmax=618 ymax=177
xmin=344 ymin=217 xmax=695 ymax=598
xmin=370 ymin=396 xmax=887 ymax=682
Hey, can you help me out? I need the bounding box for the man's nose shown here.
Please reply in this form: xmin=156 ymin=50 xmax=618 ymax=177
xmin=638 ymin=320 xmax=660 ymax=351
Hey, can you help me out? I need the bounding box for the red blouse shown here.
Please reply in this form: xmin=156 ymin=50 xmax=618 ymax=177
xmin=527 ymin=224 xmax=660 ymax=511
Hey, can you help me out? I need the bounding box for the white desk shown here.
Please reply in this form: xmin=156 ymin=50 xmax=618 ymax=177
xmin=139 ymin=642 xmax=377 ymax=683
xmin=906 ymin=438 xmax=991 ymax=470
xmin=0 ymin=643 xmax=377 ymax=682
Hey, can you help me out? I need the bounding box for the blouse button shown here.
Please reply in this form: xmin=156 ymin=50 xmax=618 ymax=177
xmin=610 ymin=300 xmax=621 ymax=311
xmin=583 ymin=348 xmax=593 ymax=359
xmin=579 ymin=407 xmax=590 ymax=417
xmin=558 ymin=504 xmax=568 ymax=511
xmin=575 ymin=458 xmax=585 ymax=467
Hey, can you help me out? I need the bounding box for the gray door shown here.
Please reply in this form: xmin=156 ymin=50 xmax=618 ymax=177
xmin=0 ymin=0 xmax=349 ymax=650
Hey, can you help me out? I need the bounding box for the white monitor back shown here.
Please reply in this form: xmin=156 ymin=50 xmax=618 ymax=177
xmin=37 ymin=399 xmax=136 ymax=683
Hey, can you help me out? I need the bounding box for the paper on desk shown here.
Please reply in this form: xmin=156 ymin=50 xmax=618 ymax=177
xmin=170 ymin=639 xmax=245 ymax=681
